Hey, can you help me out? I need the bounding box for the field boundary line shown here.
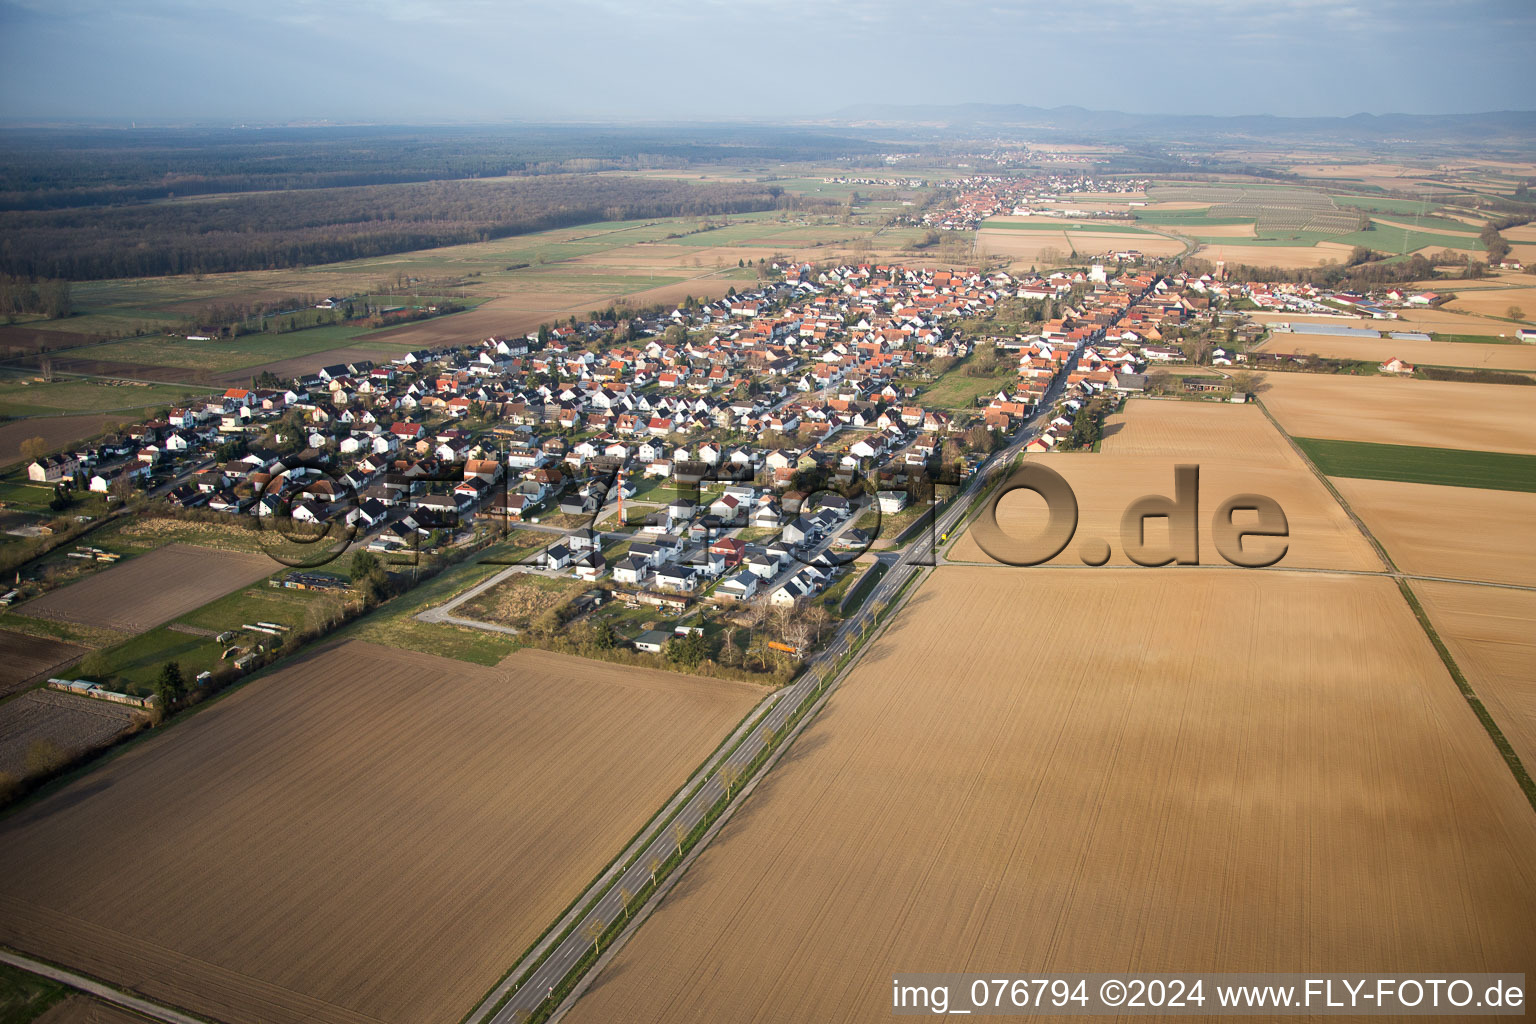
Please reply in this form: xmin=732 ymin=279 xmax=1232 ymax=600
xmin=473 ymin=687 xmax=789 ymax=1024
xmin=545 ymin=566 xmax=928 ymax=1023
xmin=1261 ymin=398 xmax=1536 ymax=814
xmin=458 ymin=685 xmax=779 ymax=1024
xmin=0 ymin=947 xmax=214 ymax=1024
xmin=1394 ymin=579 xmax=1536 ymax=812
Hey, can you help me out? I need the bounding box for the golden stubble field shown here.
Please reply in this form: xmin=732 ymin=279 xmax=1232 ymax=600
xmin=1447 ymin=285 xmax=1536 ymax=319
xmin=976 ymin=227 xmax=1072 ymax=262
xmin=947 ymin=402 xmax=1380 ymax=572
xmin=1256 ymin=332 xmax=1536 ymax=371
xmin=1257 ymin=372 xmax=1536 ymax=454
xmin=1332 ymin=478 xmax=1536 ymax=587
xmin=566 ymin=568 xmax=1536 ymax=1024
xmin=1415 ymin=581 xmax=1536 ymax=776
xmin=1249 ymin=309 xmax=1525 ymax=338
xmin=1323 ymin=478 xmax=1535 ymax=793
xmin=1194 ymin=241 xmax=1356 ymax=268
xmin=0 ymin=640 xmax=761 ymax=1024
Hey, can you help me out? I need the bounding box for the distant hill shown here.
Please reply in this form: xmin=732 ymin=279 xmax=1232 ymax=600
xmin=828 ymin=103 xmax=1536 ymax=146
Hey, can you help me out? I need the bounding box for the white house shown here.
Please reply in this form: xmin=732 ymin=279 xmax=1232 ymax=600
xmin=715 ymin=570 xmax=760 ymax=601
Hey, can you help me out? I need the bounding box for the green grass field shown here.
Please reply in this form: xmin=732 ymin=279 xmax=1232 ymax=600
xmin=1329 ymin=195 xmax=1439 ymax=216
xmin=0 ymin=377 xmax=210 ymax=416
xmin=340 ymin=559 xmax=523 ymax=665
xmin=1132 ymin=211 xmax=1250 ymax=226
xmin=1333 ymin=222 xmax=1486 ymax=254
xmin=1295 ymin=437 xmax=1536 ymax=492
xmin=0 ymin=962 xmax=68 ymax=1024
xmin=920 ymin=364 xmax=1010 ymax=409
xmin=82 ymin=322 xmax=409 ymax=374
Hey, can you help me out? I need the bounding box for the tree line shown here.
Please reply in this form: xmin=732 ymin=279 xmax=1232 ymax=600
xmin=0 ymin=124 xmax=895 ymax=211
xmin=0 ymin=176 xmax=833 ymax=280
xmin=1186 ymin=249 xmax=1461 ymax=289
xmin=0 ymin=273 xmax=71 ymax=317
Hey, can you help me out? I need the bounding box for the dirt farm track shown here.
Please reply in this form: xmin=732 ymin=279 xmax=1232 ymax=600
xmin=564 ymin=567 xmax=1536 ymax=1024
xmin=16 ymin=543 xmax=275 ymax=634
xmin=0 ymin=640 xmax=759 ymax=1024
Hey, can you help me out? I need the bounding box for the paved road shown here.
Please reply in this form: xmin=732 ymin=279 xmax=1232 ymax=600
xmin=472 ymin=285 xmax=1149 ymax=1024
xmin=0 ymin=287 xmax=1142 ymax=1024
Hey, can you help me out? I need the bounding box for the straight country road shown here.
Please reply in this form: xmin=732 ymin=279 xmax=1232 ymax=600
xmin=473 ymin=284 xmax=1129 ymax=1024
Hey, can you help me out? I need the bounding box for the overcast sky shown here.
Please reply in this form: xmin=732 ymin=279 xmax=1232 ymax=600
xmin=2 ymin=0 xmax=1532 ymax=123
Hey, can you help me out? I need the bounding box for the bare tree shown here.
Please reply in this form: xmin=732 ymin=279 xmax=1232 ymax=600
xmin=802 ymin=603 xmax=831 ymax=645
xmin=583 ymin=915 xmax=607 ymax=955
xmin=620 ymin=885 xmax=635 ymax=920
xmin=672 ymin=819 xmax=689 ymax=857
xmin=648 ymin=853 xmax=662 ymax=886
xmin=18 ymin=436 xmax=47 ymax=463
xmin=719 ymin=762 xmax=742 ymax=797
xmin=24 ymin=739 xmax=64 ymax=777
xmin=746 ymin=599 xmax=774 ymax=668
xmin=779 ymin=605 xmax=814 ymax=654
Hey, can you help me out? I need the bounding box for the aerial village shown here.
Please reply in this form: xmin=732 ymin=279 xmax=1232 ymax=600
xmin=26 ymin=247 xmax=1495 ymax=656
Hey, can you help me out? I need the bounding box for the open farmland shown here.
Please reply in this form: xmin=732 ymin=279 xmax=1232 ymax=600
xmin=0 ymin=640 xmax=761 ymax=1024
xmin=946 ymin=453 xmax=1379 ymax=570
xmin=0 ymin=414 xmax=138 ymax=467
xmin=0 ymin=628 xmax=86 ymax=699
xmin=1064 ymin=231 xmax=1184 ymax=257
xmin=1250 ymin=309 xmax=1527 ymax=339
xmin=1295 ymin=438 xmax=1536 ymax=492
xmin=6 ymin=209 xmax=921 ymax=375
xmin=1099 ymin=399 xmax=1295 ymax=462
xmin=1447 ymin=284 xmax=1536 ymax=319
xmin=0 ymin=377 xmax=208 ymax=418
xmin=1415 ymin=581 xmax=1536 ymax=777
xmin=0 ymin=689 xmax=145 ymax=778
xmin=1193 ymin=241 xmax=1357 ymax=268
xmin=1257 ymin=372 xmax=1536 ymax=454
xmin=1255 ymin=332 xmax=1536 ymax=371
xmin=1332 ymin=479 xmax=1536 ymax=586
xmin=949 ymin=402 xmax=1379 ymax=573
xmin=566 ymin=567 xmax=1536 ymax=1024
xmin=17 ymin=543 xmax=275 ymax=633
xmin=975 ymin=227 xmax=1072 ymax=262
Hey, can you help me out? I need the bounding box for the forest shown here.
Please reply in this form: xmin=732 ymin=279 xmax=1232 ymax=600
xmin=0 ymin=124 xmax=894 ymax=210
xmin=0 ymin=174 xmax=832 ymax=279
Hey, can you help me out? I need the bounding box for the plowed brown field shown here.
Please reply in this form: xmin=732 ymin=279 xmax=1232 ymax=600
xmin=0 ymin=690 xmax=144 ymax=777
xmin=565 ymin=568 xmax=1536 ymax=1024
xmin=18 ymin=543 xmax=275 ymax=633
xmin=0 ymin=414 xmax=137 ymax=467
xmin=0 ymin=628 xmax=86 ymax=699
xmin=0 ymin=640 xmax=760 ymax=1024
